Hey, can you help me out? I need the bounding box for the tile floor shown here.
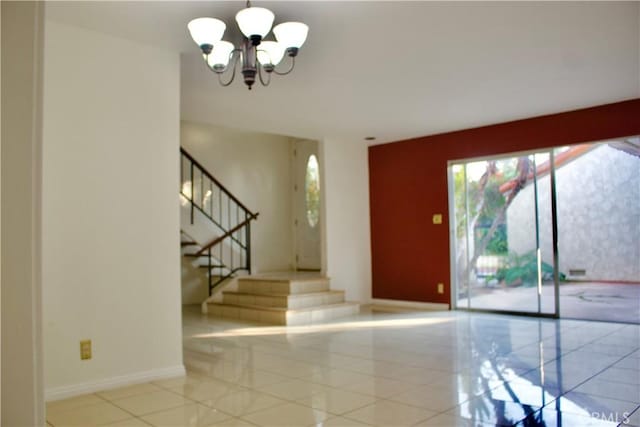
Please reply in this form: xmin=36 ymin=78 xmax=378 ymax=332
xmin=46 ymin=306 xmax=640 ymax=426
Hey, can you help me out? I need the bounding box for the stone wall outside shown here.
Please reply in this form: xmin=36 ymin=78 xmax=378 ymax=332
xmin=507 ymin=144 xmax=640 ymax=282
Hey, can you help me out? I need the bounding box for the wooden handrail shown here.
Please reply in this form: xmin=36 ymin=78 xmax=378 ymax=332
xmin=180 ymin=147 xmax=257 ymax=217
xmin=180 ymin=149 xmax=258 ymax=295
xmin=196 ymin=213 xmax=259 ymax=256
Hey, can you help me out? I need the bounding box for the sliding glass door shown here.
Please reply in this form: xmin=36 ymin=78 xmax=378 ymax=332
xmin=450 ymin=138 xmax=640 ymax=322
xmin=449 ymin=151 xmax=557 ymax=316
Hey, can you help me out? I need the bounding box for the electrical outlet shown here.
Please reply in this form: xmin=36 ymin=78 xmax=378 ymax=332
xmin=80 ymin=339 xmax=92 ymax=360
xmin=437 ymin=283 xmax=444 ymax=294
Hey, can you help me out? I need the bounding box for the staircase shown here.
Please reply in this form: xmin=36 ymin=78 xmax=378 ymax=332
xmin=180 ymin=148 xmax=258 ymax=295
xmin=180 ymin=147 xmax=359 ymax=325
xmin=206 ymin=274 xmax=360 ymax=326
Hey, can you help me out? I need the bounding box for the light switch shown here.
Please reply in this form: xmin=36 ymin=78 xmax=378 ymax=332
xmin=437 ymin=283 xmax=444 ymax=294
xmin=432 ymin=214 xmax=442 ymax=225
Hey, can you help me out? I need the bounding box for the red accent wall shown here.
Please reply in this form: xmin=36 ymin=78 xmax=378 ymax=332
xmin=368 ymin=99 xmax=640 ymax=305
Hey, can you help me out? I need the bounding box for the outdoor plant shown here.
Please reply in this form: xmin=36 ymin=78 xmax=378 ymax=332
xmin=494 ymin=251 xmax=565 ymax=287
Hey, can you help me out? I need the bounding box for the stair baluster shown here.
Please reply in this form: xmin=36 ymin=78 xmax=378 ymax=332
xmin=180 ymin=147 xmax=259 ymax=295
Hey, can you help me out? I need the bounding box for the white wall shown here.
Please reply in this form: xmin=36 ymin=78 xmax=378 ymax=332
xmin=181 ymin=258 xmax=208 ymax=305
xmin=1 ymin=3 xmax=3 ymax=420
xmin=42 ymin=21 xmax=183 ymax=399
xmin=1 ymin=2 xmax=45 ymax=425
xmin=321 ymin=137 xmax=372 ymax=303
xmin=181 ymin=121 xmax=293 ymax=273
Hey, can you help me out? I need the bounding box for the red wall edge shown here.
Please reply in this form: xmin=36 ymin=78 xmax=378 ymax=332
xmin=368 ymin=99 xmax=640 ymax=305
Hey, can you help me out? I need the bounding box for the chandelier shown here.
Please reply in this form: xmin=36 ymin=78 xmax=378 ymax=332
xmin=187 ymin=1 xmax=309 ymax=90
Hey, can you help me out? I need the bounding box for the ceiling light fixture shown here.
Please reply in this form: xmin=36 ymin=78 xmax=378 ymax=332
xmin=187 ymin=0 xmax=309 ymax=90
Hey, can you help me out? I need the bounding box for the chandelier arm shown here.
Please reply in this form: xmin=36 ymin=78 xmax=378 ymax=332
xmin=204 ymin=61 xmax=225 ymax=74
xmin=218 ymin=71 xmax=236 ymax=87
xmin=202 ymin=49 xmax=240 ymax=73
xmin=273 ymin=56 xmax=296 ymax=76
xmin=217 ymin=51 xmax=241 ymax=87
xmin=257 ymin=64 xmax=271 ymax=86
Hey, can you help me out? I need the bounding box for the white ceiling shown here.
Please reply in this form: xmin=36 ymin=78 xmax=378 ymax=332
xmin=47 ymin=1 xmax=639 ymax=144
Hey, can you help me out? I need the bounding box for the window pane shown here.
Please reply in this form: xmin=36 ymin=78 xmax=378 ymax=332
xmin=305 ymin=155 xmax=320 ymax=228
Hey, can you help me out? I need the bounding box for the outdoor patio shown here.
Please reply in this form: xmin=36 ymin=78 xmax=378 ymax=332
xmin=458 ymin=281 xmax=640 ymax=324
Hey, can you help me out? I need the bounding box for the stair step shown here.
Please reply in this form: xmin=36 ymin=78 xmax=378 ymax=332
xmin=237 ymin=277 xmax=330 ymax=295
xmin=184 ymin=253 xmax=207 ymax=258
xmin=181 ymin=241 xmax=199 ymax=247
xmin=222 ymin=290 xmax=345 ymax=309
xmin=207 ymin=302 xmax=360 ymax=325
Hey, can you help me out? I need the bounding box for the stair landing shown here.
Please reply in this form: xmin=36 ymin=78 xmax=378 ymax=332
xmin=206 ymin=273 xmax=359 ymax=326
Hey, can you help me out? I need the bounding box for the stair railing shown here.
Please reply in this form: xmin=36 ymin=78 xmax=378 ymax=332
xmin=180 ymin=147 xmax=259 ymax=295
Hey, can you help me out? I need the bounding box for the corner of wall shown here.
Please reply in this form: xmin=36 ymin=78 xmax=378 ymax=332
xmin=1 ymin=2 xmax=46 ymax=425
xmin=321 ymin=137 xmax=372 ymax=304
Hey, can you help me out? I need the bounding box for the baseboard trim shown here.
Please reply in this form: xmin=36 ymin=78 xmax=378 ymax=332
xmin=369 ymin=299 xmax=450 ymax=311
xmin=45 ymin=364 xmax=186 ymax=402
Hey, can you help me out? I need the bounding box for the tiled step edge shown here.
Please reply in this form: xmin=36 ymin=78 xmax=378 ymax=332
xmin=222 ymin=290 xmax=345 ymax=309
xmin=207 ymin=302 xmax=360 ymax=326
xmin=287 ymin=302 xmax=360 ymax=326
xmin=237 ymin=278 xmax=330 ymax=295
xmin=207 ymin=302 xmax=286 ymax=324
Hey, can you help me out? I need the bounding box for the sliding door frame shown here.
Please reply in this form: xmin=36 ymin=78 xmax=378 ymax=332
xmin=447 ymin=147 xmax=560 ymax=318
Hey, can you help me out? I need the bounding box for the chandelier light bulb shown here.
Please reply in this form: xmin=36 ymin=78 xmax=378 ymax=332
xmin=273 ymin=22 xmax=309 ymax=50
xmin=235 ymin=7 xmax=275 ymax=43
xmin=188 ymin=17 xmax=226 ymax=51
xmin=206 ymin=41 xmax=235 ymax=70
xmin=257 ymin=41 xmax=285 ymax=66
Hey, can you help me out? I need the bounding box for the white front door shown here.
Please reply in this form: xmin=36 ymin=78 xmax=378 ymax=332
xmin=293 ymin=139 xmax=322 ymax=270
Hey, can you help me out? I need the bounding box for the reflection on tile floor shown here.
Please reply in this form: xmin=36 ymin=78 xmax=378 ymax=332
xmin=46 ymin=306 xmax=640 ymax=426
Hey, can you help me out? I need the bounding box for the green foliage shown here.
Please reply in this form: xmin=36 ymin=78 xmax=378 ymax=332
xmin=452 ymin=167 xmax=468 ymax=239
xmin=305 ymin=155 xmax=320 ymax=227
xmin=494 ymin=251 xmax=565 ymax=287
xmin=453 ymin=161 xmax=512 ymax=254
xmin=475 ymin=224 xmax=508 ymax=255
xmin=452 ymin=161 xmax=513 ymax=244
xmin=477 ymin=177 xmax=506 ymax=224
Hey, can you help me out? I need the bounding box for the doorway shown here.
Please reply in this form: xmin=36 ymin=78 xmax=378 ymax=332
xmin=448 ymin=137 xmax=640 ymax=322
xmin=292 ymin=139 xmax=322 ymax=271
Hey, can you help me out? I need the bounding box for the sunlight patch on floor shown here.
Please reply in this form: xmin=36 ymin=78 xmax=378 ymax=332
xmin=192 ymin=316 xmax=455 ymax=338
